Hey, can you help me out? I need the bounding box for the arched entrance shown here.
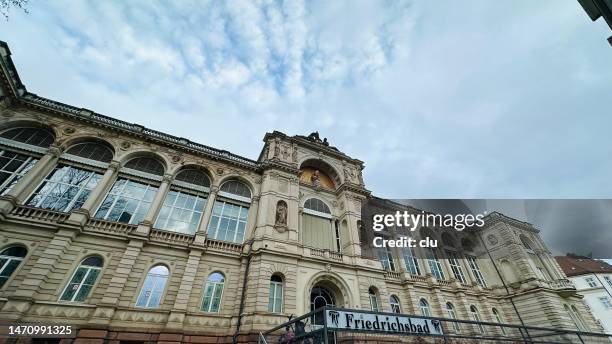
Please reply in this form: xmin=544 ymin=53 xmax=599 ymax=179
xmin=310 ymin=286 xmax=335 ymax=325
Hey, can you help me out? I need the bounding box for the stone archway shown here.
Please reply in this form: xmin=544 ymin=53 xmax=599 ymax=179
xmin=304 ymin=271 xmax=353 ymax=313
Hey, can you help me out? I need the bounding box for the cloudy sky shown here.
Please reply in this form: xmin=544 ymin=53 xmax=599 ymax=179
xmin=1 ymin=0 xmax=611 ymax=198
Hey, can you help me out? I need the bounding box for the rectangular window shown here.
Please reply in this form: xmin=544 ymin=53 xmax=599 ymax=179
xmin=95 ymin=178 xmax=158 ymax=225
xmin=604 ymin=276 xmax=612 ymax=288
xmin=207 ymin=201 xmax=248 ymax=244
xmin=585 ymin=277 xmax=597 ymax=288
xmin=425 ymin=248 xmax=445 ymax=280
xmin=0 ymin=150 xmax=38 ymax=195
xmin=27 ymin=165 xmax=102 ymax=213
xmin=378 ymin=246 xmax=396 ymax=271
xmin=369 ymin=294 xmax=379 ymax=312
xmin=268 ymin=281 xmax=283 ymax=313
xmin=60 ymin=266 xmax=101 ymax=302
xmin=446 ymin=251 xmax=467 ymax=284
xmin=467 ymin=256 xmax=487 ymax=287
xmin=402 ymin=247 xmax=421 ymax=275
xmin=154 ymin=190 xmax=206 ymax=234
xmin=599 ymin=297 xmax=612 ymax=310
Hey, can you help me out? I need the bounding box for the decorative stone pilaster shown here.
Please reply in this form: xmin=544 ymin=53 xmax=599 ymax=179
xmin=193 ymin=185 xmax=218 ymax=245
xmin=0 ymin=145 xmax=62 ymax=217
xmin=135 ymin=173 xmax=173 ymax=236
xmin=166 ymin=248 xmax=203 ymax=329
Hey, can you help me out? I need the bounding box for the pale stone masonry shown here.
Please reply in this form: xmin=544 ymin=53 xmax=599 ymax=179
xmin=0 ymin=40 xmax=606 ymax=343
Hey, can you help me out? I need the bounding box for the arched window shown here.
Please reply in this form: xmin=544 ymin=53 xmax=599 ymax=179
xmin=419 ymin=299 xmax=431 ymax=317
xmin=95 ymin=157 xmax=165 ymax=224
xmin=368 ymin=287 xmax=379 ymax=312
xmin=520 ymin=235 xmax=534 ymax=251
xmin=65 ymin=141 xmax=114 ymax=163
xmin=441 ymin=233 xmax=456 ymax=248
xmin=425 ymin=248 xmax=445 ymax=280
xmin=378 ymin=245 xmax=396 ymax=271
xmin=402 ymin=246 xmax=421 ymax=276
xmin=446 ymin=250 xmax=467 ymax=284
xmin=390 ymin=295 xmax=401 ymax=314
xmin=60 ymin=256 xmax=103 ymax=302
xmin=0 ymin=246 xmax=27 ymax=288
xmin=124 ymin=157 xmax=165 ymax=176
xmin=268 ymin=274 xmax=283 ymax=313
xmin=136 ymin=265 xmax=169 ymax=308
xmin=446 ymin=302 xmax=460 ymax=332
xmin=208 ymin=180 xmax=251 ymax=244
xmin=492 ymin=307 xmax=507 ymax=335
xmin=201 ymin=272 xmax=225 ymax=313
xmin=0 ymin=127 xmax=54 ymax=148
xmin=0 ymin=127 xmax=54 ymax=195
xmin=155 ymin=168 xmax=210 ymax=234
xmin=302 ymin=198 xmax=338 ymax=251
xmin=467 ymin=256 xmax=487 ymax=287
xmin=470 ymin=305 xmax=485 ymax=333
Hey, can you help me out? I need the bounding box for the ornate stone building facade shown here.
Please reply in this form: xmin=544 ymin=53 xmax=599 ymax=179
xmin=0 ymin=41 xmax=605 ymax=343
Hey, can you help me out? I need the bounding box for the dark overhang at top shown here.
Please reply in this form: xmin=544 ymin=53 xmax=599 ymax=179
xmin=577 ymin=0 xmax=612 ymax=46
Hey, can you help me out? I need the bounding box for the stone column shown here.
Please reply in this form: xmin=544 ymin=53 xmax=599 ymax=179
xmin=135 ymin=173 xmax=173 ymax=236
xmin=89 ymin=239 xmax=144 ymax=325
xmin=66 ymin=160 xmax=120 ymax=226
xmin=245 ymin=195 xmax=260 ymax=241
xmin=193 ymin=186 xmax=218 ymax=245
xmin=0 ymin=145 xmax=62 ymax=217
xmin=166 ymin=248 xmax=204 ymax=329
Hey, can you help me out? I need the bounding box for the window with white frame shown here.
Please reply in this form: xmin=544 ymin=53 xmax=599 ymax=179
xmin=419 ymin=298 xmax=431 ymax=317
xmin=201 ymin=272 xmax=225 ymax=313
xmin=368 ymin=287 xmax=379 ymax=312
xmin=402 ymin=246 xmax=421 ymax=275
xmin=425 ymin=248 xmax=445 ymax=280
xmin=446 ymin=250 xmax=467 ymax=284
xmin=268 ymin=275 xmax=283 ymax=313
xmin=27 ymin=165 xmax=102 ymax=212
xmin=467 ymin=256 xmax=487 ymax=287
xmin=136 ymin=265 xmax=169 ymax=308
xmin=0 ymin=246 xmax=27 ymax=288
xmin=470 ymin=305 xmax=485 ymax=333
xmin=604 ymin=276 xmax=612 ymax=288
xmin=59 ymin=256 xmax=103 ymax=302
xmin=445 ymin=302 xmax=460 ymax=332
xmin=492 ymin=307 xmax=507 ymax=335
xmin=155 ymin=168 xmax=210 ymax=234
xmin=390 ymin=295 xmax=401 ymax=314
xmin=585 ymin=277 xmax=597 ymax=288
xmin=599 ymin=296 xmax=612 ymax=310
xmin=207 ymin=181 xmax=251 ymax=244
xmin=378 ymin=245 xmax=396 ymax=271
xmin=95 ymin=157 xmax=164 ymax=225
xmin=0 ymin=150 xmax=38 ymax=195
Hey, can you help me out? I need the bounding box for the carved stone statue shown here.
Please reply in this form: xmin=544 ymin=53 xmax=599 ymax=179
xmin=311 ymin=170 xmax=320 ymax=187
xmin=275 ymin=200 xmax=288 ymax=228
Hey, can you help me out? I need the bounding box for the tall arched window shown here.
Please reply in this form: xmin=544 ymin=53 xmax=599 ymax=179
xmin=378 ymin=245 xmax=396 ymax=271
xmin=402 ymin=246 xmax=421 ymax=276
xmin=268 ymin=275 xmax=283 ymax=313
xmin=0 ymin=127 xmax=55 ymax=195
xmin=155 ymin=168 xmax=210 ymax=234
xmin=492 ymin=307 xmax=507 ymax=335
xmin=368 ymin=287 xmax=379 ymax=311
xmin=470 ymin=305 xmax=485 ymax=333
xmin=301 ymin=198 xmax=338 ymax=251
xmin=446 ymin=250 xmax=467 ymax=284
xmin=0 ymin=246 xmax=27 ymax=288
xmin=425 ymin=247 xmax=445 ymax=280
xmin=390 ymin=295 xmax=401 ymax=314
xmin=95 ymin=156 xmax=164 ymax=224
xmin=60 ymin=256 xmax=103 ymax=302
xmin=467 ymin=256 xmax=487 ymax=287
xmin=207 ymin=180 xmax=251 ymax=244
xmin=202 ymin=272 xmax=225 ymax=313
xmin=26 ymin=140 xmax=113 ymax=212
xmin=136 ymin=265 xmax=169 ymax=308
xmin=446 ymin=302 xmax=460 ymax=332
xmin=419 ymin=298 xmax=431 ymax=317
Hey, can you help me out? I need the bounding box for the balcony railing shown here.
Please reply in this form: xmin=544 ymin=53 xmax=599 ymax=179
xmin=10 ymin=205 xmax=69 ymax=224
xmin=85 ymin=218 xmax=136 ymax=236
xmin=206 ymin=239 xmax=243 ymax=253
xmin=150 ymin=228 xmax=194 ymax=245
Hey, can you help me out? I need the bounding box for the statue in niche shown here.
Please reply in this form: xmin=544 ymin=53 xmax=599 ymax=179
xmin=275 ymin=201 xmax=287 ymax=226
xmin=311 ymin=170 xmax=321 ymax=187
